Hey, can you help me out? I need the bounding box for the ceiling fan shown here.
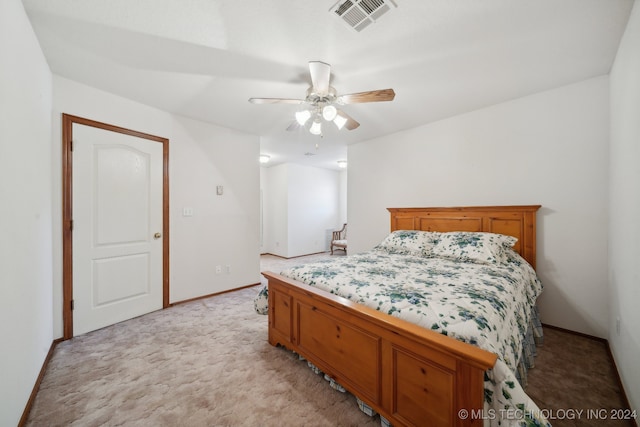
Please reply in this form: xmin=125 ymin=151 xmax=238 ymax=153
xmin=248 ymin=61 xmax=395 ymax=136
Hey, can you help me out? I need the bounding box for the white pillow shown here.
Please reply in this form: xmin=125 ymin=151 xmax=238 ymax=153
xmin=431 ymin=232 xmax=517 ymax=264
xmin=375 ymin=230 xmax=439 ymax=257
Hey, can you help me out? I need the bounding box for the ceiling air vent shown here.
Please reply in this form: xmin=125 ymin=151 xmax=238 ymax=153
xmin=330 ymin=0 xmax=397 ymax=32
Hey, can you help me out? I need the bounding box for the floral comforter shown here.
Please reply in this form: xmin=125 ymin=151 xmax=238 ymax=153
xmin=256 ymin=246 xmax=550 ymax=427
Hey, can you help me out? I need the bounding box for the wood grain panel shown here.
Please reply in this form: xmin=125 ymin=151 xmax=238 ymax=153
xmin=417 ymin=216 xmax=483 ymax=232
xmin=271 ymin=291 xmax=292 ymax=343
xmin=297 ymin=302 xmax=381 ymax=403
xmin=455 ymin=361 xmax=487 ymax=427
xmin=391 ymin=215 xmax=416 ymax=231
xmin=393 ymin=346 xmax=454 ymax=427
xmin=486 ymin=217 xmax=523 ymax=256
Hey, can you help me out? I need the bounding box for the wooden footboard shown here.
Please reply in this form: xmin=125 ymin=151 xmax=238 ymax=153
xmin=263 ymin=271 xmax=497 ymax=427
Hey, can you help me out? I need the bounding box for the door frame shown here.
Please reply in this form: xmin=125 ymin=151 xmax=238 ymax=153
xmin=62 ymin=114 xmax=170 ymax=340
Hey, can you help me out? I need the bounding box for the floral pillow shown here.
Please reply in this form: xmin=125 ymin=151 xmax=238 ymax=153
xmin=431 ymin=231 xmax=517 ymax=264
xmin=374 ymin=230 xmax=440 ymax=257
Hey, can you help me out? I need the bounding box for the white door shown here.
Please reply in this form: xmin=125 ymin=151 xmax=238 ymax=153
xmin=72 ymin=123 xmax=164 ymax=335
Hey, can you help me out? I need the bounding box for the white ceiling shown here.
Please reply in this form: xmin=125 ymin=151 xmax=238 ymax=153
xmin=23 ymin=0 xmax=634 ymax=170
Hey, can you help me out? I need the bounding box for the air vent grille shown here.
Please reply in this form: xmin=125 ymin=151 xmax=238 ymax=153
xmin=335 ymin=0 xmax=354 ymax=16
xmin=343 ymin=6 xmax=367 ymax=27
xmin=330 ymin=0 xmax=397 ymax=32
xmin=359 ymin=0 xmax=384 ymax=14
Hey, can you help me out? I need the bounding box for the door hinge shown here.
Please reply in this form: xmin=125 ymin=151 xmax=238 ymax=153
xmin=70 ymin=140 xmax=73 ymax=151
xmin=70 ymin=220 xmax=74 ymax=231
xmin=71 ymin=299 xmax=74 ymax=310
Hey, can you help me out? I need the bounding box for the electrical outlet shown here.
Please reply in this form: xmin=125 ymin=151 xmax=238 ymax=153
xmin=225 ymin=265 xmax=231 ymax=274
xmin=215 ymin=265 xmax=222 ymax=274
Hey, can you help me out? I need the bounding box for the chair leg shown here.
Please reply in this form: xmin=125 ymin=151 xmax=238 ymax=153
xmin=331 ymin=245 xmax=334 ymax=255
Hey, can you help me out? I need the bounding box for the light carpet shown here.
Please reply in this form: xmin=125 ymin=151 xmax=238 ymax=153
xmin=27 ymin=253 xmax=376 ymax=427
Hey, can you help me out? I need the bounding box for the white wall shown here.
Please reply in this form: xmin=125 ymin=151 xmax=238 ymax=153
xmin=259 ymin=166 xmax=267 ymax=253
xmin=262 ymin=163 xmax=341 ymax=257
xmin=52 ymin=76 xmax=261 ymax=334
xmin=348 ymin=77 xmax=610 ymax=338
xmin=262 ymin=163 xmax=289 ymax=255
xmin=609 ymin=0 xmax=640 ymax=413
xmin=0 ymin=1 xmax=53 ymax=425
xmin=169 ymin=115 xmax=261 ymax=301
xmin=338 ymin=169 xmax=348 ymax=226
xmin=288 ymin=164 xmax=341 ymax=256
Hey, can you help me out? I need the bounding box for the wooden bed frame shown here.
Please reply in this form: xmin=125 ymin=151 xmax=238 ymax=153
xmin=262 ymin=205 xmax=541 ymax=427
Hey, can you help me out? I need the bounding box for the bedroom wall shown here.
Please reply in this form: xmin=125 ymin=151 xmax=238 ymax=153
xmin=288 ymin=164 xmax=341 ymax=256
xmin=609 ymin=0 xmax=640 ymax=413
xmin=348 ymin=76 xmax=610 ymax=338
xmin=0 ymin=1 xmax=53 ymax=425
xmin=259 ymin=166 xmax=267 ymax=253
xmin=262 ymin=163 xmax=341 ymax=258
xmin=262 ymin=163 xmax=289 ymax=256
xmin=51 ymin=76 xmax=261 ymax=336
xmin=339 ymin=169 xmax=348 ymax=226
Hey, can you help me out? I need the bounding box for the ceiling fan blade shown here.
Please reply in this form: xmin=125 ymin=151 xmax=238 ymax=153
xmin=286 ymin=121 xmax=301 ymax=131
xmin=309 ymin=61 xmax=331 ymax=95
xmin=248 ymin=98 xmax=304 ymax=104
xmin=335 ymin=109 xmax=360 ymax=131
xmin=337 ymin=88 xmax=395 ymax=104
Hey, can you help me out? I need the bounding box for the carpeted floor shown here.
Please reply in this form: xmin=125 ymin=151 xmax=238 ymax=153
xmin=525 ymin=326 xmax=634 ymax=427
xmin=26 ymin=252 xmax=633 ymax=427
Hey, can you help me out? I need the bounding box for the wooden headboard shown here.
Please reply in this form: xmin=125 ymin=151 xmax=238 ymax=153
xmin=388 ymin=205 xmax=541 ymax=269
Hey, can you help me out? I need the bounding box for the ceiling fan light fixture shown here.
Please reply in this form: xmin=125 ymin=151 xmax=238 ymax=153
xmin=322 ymin=105 xmax=337 ymax=121
xmin=333 ymin=114 xmax=348 ymax=130
xmin=295 ymin=110 xmax=311 ymax=126
xmin=309 ymin=120 xmax=322 ymax=135
xmin=259 ymin=154 xmax=271 ymax=164
xmin=250 ymin=61 xmax=394 ymax=138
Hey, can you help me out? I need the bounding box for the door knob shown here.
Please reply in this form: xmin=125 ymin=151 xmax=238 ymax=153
xmin=154 ymin=232 xmax=162 ymax=239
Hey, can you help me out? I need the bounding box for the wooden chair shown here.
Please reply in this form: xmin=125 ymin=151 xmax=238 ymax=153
xmin=331 ymin=223 xmax=347 ymax=255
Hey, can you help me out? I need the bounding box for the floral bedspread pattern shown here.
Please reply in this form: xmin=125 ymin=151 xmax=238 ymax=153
xmin=259 ymin=245 xmax=550 ymax=427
